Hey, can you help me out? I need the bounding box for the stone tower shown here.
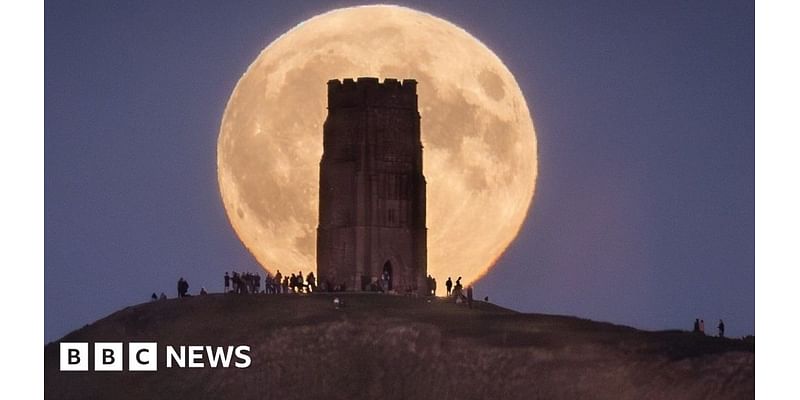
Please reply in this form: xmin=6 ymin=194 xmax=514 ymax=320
xmin=317 ymin=77 xmax=427 ymax=293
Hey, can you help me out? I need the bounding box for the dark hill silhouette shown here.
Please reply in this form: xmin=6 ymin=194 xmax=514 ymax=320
xmin=44 ymin=294 xmax=753 ymax=399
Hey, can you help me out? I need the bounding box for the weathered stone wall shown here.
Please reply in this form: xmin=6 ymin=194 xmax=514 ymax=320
xmin=318 ymin=77 xmax=427 ymax=292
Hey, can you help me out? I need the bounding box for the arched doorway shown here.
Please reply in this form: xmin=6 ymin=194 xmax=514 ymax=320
xmin=382 ymin=261 xmax=393 ymax=291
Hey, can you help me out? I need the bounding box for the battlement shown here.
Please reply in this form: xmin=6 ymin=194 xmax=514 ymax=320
xmin=327 ymin=77 xmax=418 ymax=110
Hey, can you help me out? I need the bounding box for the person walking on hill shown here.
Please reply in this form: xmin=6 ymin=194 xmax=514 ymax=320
xmin=445 ymin=277 xmax=453 ymax=296
xmin=718 ymin=319 xmax=725 ymax=338
xmin=224 ymin=272 xmax=230 ymax=293
xmin=693 ymin=318 xmax=700 ymax=333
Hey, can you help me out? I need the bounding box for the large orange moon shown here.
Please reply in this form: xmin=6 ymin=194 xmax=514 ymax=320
xmin=218 ymin=5 xmax=537 ymax=286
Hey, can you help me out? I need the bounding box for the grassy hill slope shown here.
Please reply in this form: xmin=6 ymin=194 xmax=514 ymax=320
xmin=44 ymin=293 xmax=754 ymax=400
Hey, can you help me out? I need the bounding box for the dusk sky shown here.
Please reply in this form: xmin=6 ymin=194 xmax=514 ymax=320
xmin=45 ymin=1 xmax=754 ymax=342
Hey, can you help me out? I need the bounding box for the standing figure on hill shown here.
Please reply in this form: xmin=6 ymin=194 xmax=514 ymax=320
xmin=151 ymin=293 xmax=157 ymax=301
xmin=307 ymin=272 xmax=316 ymax=292
xmin=452 ymin=278 xmax=464 ymax=302
xmin=224 ymin=272 xmax=230 ymax=293
xmin=275 ymin=270 xmax=283 ymax=293
xmin=231 ymin=272 xmax=240 ymax=294
xmin=200 ymin=287 xmax=208 ymax=295
xmin=718 ymin=319 xmax=725 ymax=338
xmin=445 ymin=277 xmax=453 ymax=296
xmin=297 ymin=271 xmax=305 ymax=293
xmin=699 ymin=319 xmax=705 ymax=335
xmin=264 ymin=271 xmax=272 ymax=293
xmin=693 ymin=318 xmax=700 ymax=333
xmin=177 ymin=277 xmax=189 ymax=298
xmin=466 ymin=286 xmax=474 ymax=309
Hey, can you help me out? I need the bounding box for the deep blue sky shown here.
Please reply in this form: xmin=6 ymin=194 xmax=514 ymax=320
xmin=45 ymin=0 xmax=754 ymax=342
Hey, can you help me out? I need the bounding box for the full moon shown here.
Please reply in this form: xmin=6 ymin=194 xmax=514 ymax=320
xmin=218 ymin=5 xmax=537 ymax=286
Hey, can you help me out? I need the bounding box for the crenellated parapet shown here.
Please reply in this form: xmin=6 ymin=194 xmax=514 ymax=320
xmin=327 ymin=77 xmax=418 ymax=110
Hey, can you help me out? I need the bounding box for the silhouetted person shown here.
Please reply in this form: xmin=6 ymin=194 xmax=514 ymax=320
xmin=381 ymin=271 xmax=390 ymax=292
xmin=200 ymin=287 xmax=208 ymax=295
xmin=297 ymin=271 xmax=305 ymax=293
xmin=693 ymin=318 xmax=700 ymax=333
xmin=307 ymin=272 xmax=316 ymax=292
xmin=431 ymin=276 xmax=437 ymax=296
xmin=699 ymin=319 xmax=705 ymax=335
xmin=265 ymin=271 xmax=273 ymax=293
xmin=177 ymin=277 xmax=189 ymax=298
xmin=484 ymin=296 xmax=489 ymax=302
xmin=232 ymin=272 xmax=240 ymax=294
xmin=445 ymin=277 xmax=453 ymax=296
xmin=466 ymin=286 xmax=474 ymax=309
xmin=718 ymin=319 xmax=725 ymax=338
xmin=224 ymin=272 xmax=230 ymax=293
xmin=151 ymin=293 xmax=157 ymax=301
xmin=275 ymin=270 xmax=283 ymax=292
xmin=452 ymin=278 xmax=464 ymax=302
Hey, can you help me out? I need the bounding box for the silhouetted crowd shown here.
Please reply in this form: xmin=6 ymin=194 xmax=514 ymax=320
xmin=693 ymin=318 xmax=726 ymax=338
xmin=152 ymin=273 xmax=736 ymax=340
xmin=224 ymin=272 xmax=263 ymax=294
xmin=442 ymin=276 xmax=476 ymax=308
xmin=151 ymin=271 xmax=484 ymax=309
xmin=224 ymin=270 xmax=318 ymax=294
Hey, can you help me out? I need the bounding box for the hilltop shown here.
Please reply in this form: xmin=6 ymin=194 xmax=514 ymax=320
xmin=44 ymin=293 xmax=753 ymax=400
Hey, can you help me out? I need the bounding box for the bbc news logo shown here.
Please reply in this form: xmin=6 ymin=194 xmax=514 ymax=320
xmin=60 ymin=342 xmax=251 ymax=371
